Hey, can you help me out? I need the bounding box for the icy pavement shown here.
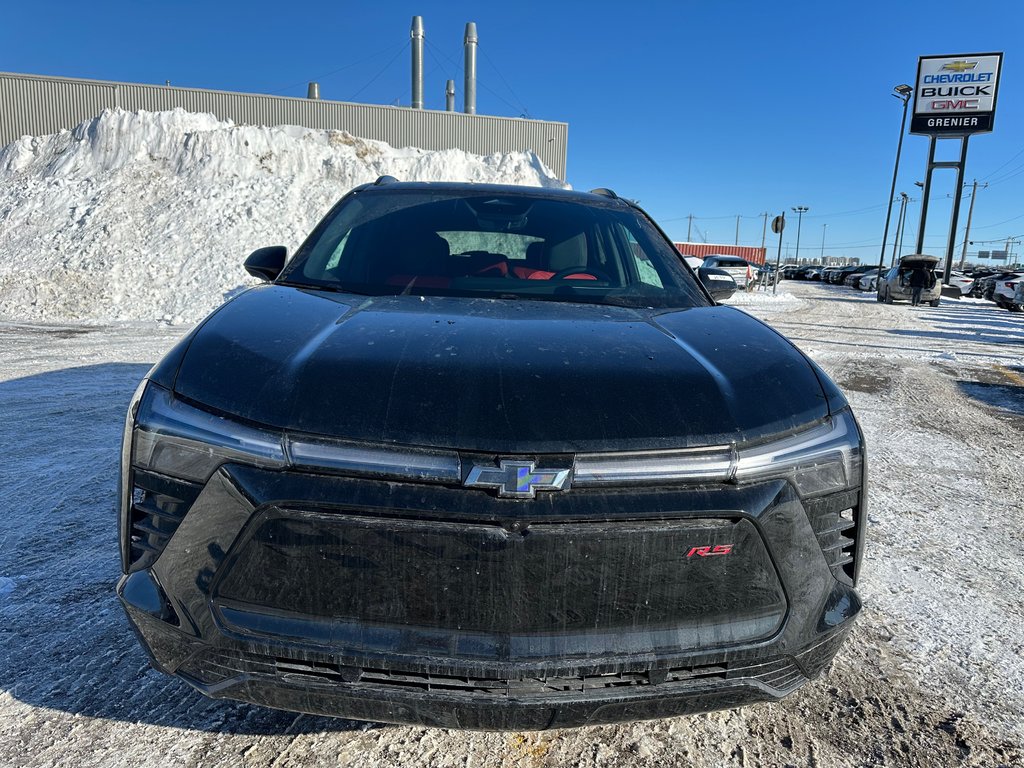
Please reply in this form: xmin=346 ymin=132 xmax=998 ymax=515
xmin=0 ymin=283 xmax=1022 ymax=767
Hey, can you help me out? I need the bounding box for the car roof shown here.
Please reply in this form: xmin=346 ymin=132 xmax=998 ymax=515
xmin=352 ymin=180 xmax=632 ymax=208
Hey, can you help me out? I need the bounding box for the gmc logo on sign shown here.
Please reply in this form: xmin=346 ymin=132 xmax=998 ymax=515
xmin=687 ymin=544 xmax=734 ymax=558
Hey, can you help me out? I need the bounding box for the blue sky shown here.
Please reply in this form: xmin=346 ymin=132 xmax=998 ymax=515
xmin=3 ymin=1 xmax=1021 ymax=261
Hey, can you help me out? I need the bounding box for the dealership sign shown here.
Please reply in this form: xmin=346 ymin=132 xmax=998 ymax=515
xmin=911 ymin=53 xmax=1003 ymax=136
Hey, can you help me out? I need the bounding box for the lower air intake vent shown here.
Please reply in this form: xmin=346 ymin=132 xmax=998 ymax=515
xmin=127 ymin=469 xmax=201 ymax=571
xmin=179 ymin=650 xmax=806 ymax=698
xmin=806 ymin=490 xmax=860 ymax=586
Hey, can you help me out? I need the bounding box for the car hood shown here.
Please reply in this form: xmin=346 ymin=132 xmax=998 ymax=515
xmin=171 ymin=285 xmax=832 ymax=453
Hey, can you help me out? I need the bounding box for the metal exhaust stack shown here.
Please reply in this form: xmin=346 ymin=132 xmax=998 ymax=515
xmin=307 ymin=82 xmax=320 ymax=100
xmin=463 ymin=22 xmax=477 ymax=114
xmin=411 ymin=16 xmax=425 ymax=109
xmin=445 ymin=79 xmax=455 ymax=111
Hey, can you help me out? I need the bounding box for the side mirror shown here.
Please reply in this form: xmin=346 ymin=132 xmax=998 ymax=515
xmin=244 ymin=246 xmax=287 ymax=281
xmin=698 ymin=266 xmax=737 ymax=301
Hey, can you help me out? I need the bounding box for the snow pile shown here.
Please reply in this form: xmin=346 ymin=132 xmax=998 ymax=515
xmin=723 ymin=287 xmax=802 ymax=312
xmin=0 ymin=108 xmax=567 ymax=323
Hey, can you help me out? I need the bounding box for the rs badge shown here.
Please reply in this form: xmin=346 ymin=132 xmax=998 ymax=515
xmin=687 ymin=544 xmax=734 ymax=558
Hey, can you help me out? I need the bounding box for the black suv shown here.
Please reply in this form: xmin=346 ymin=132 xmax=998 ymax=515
xmin=118 ymin=180 xmax=866 ymax=729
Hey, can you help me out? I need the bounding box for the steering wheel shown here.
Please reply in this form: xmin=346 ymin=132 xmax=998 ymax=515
xmin=549 ymin=266 xmax=612 ymax=282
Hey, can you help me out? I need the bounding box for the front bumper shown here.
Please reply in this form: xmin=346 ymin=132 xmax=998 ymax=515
xmin=118 ymin=464 xmax=862 ymax=729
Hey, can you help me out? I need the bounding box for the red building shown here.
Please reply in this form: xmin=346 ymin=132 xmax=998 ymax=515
xmin=673 ymin=242 xmax=767 ymax=265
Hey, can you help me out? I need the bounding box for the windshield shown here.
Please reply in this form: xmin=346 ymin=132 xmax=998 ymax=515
xmin=279 ymin=189 xmax=710 ymax=308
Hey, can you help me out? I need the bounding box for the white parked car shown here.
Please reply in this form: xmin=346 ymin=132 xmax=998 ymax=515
xmin=944 ymin=271 xmax=975 ymax=296
xmin=858 ymin=270 xmax=881 ymax=292
xmin=992 ymin=272 xmax=1024 ymax=311
xmin=701 ymin=255 xmax=755 ymax=288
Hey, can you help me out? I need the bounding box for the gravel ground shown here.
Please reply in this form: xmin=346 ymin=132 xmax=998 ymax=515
xmin=1 ymin=282 xmax=1022 ymax=767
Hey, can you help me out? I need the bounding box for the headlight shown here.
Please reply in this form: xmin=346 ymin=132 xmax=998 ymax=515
xmin=128 ymin=384 xmax=460 ymax=484
xmin=574 ymin=409 xmax=863 ymax=498
xmin=131 ymin=384 xmax=287 ymax=483
xmin=118 ymin=381 xmax=286 ymax=573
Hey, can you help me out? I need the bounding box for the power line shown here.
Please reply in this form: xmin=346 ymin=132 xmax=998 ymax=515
xmin=479 ymin=45 xmax=530 ymax=117
xmin=979 ymin=146 xmax=1024 ymax=181
xmin=802 ymin=203 xmax=887 ymax=219
xmin=967 ymin=211 xmax=1024 ymax=230
xmin=263 ymin=43 xmax=408 ymax=96
xmin=424 ymin=38 xmax=526 ymax=116
xmin=347 ymin=42 xmax=410 ymax=103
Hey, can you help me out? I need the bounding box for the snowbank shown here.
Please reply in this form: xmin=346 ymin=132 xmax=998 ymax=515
xmin=0 ymin=108 xmax=567 ymax=323
xmin=722 ymin=287 xmax=802 ymax=312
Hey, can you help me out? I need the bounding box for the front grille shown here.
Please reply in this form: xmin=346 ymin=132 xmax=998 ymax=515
xmin=180 ymin=649 xmax=806 ymax=698
xmin=127 ymin=469 xmax=201 ymax=571
xmin=805 ymin=490 xmax=860 ymax=585
xmin=213 ymin=510 xmax=786 ymax=640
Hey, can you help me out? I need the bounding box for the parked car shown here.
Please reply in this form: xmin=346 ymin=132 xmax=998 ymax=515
xmin=860 ymin=272 xmax=881 ymax=292
xmin=842 ymin=266 xmax=875 ymax=287
xmin=945 ymin=271 xmax=975 ymax=296
xmin=701 ymin=255 xmax=755 ymax=288
xmin=850 ymin=269 xmax=880 ymax=290
xmin=876 ymin=254 xmax=942 ymax=306
xmin=830 ymin=266 xmax=860 ymax=284
xmin=979 ymin=271 xmax=1017 ymax=301
xmin=815 ymin=268 xmax=839 ymax=284
xmin=992 ymin=272 xmax=1024 ymax=311
xmin=967 ymin=268 xmax=999 ymax=297
xmin=117 ymin=180 xmax=866 ymax=729
xmin=804 ymin=266 xmax=824 ymax=281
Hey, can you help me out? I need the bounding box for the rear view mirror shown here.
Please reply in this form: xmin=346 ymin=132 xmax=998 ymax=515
xmin=698 ymin=267 xmax=737 ymax=301
xmin=244 ymin=246 xmax=287 ymax=282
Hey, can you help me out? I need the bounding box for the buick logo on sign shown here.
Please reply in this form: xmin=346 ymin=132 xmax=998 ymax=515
xmin=464 ymin=460 xmax=571 ymax=499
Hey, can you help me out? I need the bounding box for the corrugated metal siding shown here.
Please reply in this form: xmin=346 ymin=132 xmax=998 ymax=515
xmin=673 ymin=242 xmax=767 ymax=265
xmin=0 ymin=72 xmax=568 ymax=178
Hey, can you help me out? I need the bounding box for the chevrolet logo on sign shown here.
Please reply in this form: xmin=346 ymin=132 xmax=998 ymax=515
xmin=941 ymin=60 xmax=978 ymax=73
xmin=465 ymin=460 xmax=570 ymax=498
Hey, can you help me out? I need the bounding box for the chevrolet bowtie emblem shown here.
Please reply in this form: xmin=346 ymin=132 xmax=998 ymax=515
xmin=940 ymin=60 xmax=978 ymax=73
xmin=464 ymin=460 xmax=571 ymax=499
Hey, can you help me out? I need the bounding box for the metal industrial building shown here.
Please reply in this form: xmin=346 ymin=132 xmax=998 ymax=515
xmin=0 ymin=70 xmax=568 ymax=179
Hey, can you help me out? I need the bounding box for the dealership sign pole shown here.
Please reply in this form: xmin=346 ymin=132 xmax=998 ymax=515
xmin=910 ymin=53 xmax=1003 ymax=284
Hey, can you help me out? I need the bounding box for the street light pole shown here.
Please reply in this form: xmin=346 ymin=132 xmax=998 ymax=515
xmin=877 ymin=84 xmax=913 ymax=278
xmin=792 ymin=206 xmax=809 ymax=264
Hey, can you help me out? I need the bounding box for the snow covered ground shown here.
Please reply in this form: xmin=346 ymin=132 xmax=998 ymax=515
xmin=1 ymin=283 xmax=1022 ymax=767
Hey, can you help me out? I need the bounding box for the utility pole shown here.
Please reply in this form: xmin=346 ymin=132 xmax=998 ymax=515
xmin=792 ymin=206 xmax=809 ymax=264
xmin=891 ymin=193 xmax=910 ymax=266
xmin=735 ymin=215 xmax=740 ymax=246
xmin=760 ymin=212 xmax=769 ymax=250
xmin=897 ymin=195 xmax=910 ymax=263
xmin=687 ymin=215 xmax=693 ymax=242
xmin=820 ymin=224 xmax=828 ymax=262
xmin=959 ymin=180 xmax=986 ymax=270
